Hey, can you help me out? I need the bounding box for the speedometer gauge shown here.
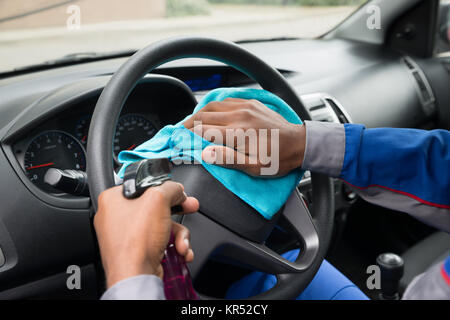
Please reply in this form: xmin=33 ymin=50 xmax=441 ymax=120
xmin=24 ymin=130 xmax=86 ymax=193
xmin=113 ymin=114 xmax=157 ymax=158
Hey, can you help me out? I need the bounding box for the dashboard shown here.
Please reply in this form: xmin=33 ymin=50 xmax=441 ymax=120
xmin=2 ymin=40 xmax=448 ymax=203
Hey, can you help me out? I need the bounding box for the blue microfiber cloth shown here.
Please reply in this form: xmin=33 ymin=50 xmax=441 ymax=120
xmin=118 ymin=88 xmax=304 ymax=219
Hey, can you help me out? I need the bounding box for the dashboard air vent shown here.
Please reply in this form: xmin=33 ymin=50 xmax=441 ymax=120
xmin=300 ymin=93 xmax=351 ymax=124
xmin=402 ymin=57 xmax=415 ymax=70
xmin=401 ymin=56 xmax=436 ymax=116
xmin=325 ymin=98 xmax=349 ymax=124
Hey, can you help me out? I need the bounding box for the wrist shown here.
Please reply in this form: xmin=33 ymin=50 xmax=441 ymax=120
xmin=288 ymin=124 xmax=306 ymax=171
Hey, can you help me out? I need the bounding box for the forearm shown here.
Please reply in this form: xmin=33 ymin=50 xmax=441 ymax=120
xmin=301 ymin=121 xmax=450 ymax=232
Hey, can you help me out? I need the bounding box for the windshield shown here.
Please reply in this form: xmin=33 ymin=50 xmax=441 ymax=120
xmin=0 ymin=0 xmax=366 ymax=73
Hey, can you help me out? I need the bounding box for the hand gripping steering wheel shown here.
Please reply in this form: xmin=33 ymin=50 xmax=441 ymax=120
xmin=87 ymin=37 xmax=334 ymax=299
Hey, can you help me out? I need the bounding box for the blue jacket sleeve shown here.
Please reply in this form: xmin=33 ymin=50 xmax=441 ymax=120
xmin=302 ymin=121 xmax=450 ymax=232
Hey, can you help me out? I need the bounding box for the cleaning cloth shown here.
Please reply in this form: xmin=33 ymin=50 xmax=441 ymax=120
xmin=118 ymin=88 xmax=304 ymax=219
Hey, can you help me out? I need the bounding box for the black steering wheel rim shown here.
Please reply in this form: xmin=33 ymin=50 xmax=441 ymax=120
xmin=87 ymin=36 xmax=334 ymax=299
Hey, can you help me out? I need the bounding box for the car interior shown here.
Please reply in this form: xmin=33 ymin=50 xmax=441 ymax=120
xmin=0 ymin=0 xmax=449 ymax=300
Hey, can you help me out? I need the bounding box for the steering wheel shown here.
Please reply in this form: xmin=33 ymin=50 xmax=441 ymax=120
xmin=87 ymin=37 xmax=334 ymax=300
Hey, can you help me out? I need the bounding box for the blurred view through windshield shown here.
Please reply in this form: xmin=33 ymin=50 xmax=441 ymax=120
xmin=0 ymin=0 xmax=366 ymax=73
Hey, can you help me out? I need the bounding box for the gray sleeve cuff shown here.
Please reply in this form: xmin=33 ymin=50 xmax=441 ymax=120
xmin=403 ymin=260 xmax=450 ymax=300
xmin=301 ymin=120 xmax=346 ymax=178
xmin=101 ymin=274 xmax=165 ymax=300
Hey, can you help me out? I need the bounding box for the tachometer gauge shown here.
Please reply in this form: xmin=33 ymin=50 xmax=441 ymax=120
xmin=75 ymin=115 xmax=91 ymax=146
xmin=24 ymin=130 xmax=86 ymax=193
xmin=113 ymin=114 xmax=157 ymax=158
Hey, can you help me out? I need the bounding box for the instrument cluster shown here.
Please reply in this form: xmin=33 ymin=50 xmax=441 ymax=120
xmin=14 ymin=107 xmax=160 ymax=194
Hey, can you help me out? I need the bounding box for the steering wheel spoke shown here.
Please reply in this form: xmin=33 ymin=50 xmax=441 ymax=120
xmin=183 ymin=189 xmax=319 ymax=278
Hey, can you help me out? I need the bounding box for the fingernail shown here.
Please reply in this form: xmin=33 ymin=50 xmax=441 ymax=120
xmin=184 ymin=238 xmax=190 ymax=249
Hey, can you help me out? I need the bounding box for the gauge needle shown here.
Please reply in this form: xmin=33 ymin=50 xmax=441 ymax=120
xmin=26 ymin=162 xmax=54 ymax=170
xmin=81 ymin=135 xmax=87 ymax=142
xmin=127 ymin=144 xmax=136 ymax=150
